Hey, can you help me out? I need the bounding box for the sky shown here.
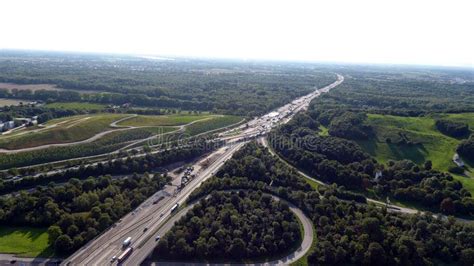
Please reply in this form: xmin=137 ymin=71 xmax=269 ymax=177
xmin=0 ymin=0 xmax=473 ymax=67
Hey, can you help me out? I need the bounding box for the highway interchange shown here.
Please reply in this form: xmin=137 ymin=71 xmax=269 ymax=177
xmin=61 ymin=74 xmax=345 ymax=265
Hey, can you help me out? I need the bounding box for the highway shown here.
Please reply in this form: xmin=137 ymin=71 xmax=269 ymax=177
xmin=62 ymin=74 xmax=344 ymax=266
xmin=62 ymin=143 xmax=244 ymax=266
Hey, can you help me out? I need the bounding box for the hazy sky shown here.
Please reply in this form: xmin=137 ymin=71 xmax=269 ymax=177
xmin=1 ymin=0 xmax=473 ymax=67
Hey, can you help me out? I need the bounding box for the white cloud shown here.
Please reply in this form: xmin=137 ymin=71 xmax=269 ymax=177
xmin=0 ymin=0 xmax=472 ymax=67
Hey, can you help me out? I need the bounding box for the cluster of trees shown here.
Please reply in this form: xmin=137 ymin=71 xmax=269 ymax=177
xmin=457 ymin=135 xmax=474 ymax=161
xmin=0 ymin=140 xmax=218 ymax=194
xmin=309 ymin=68 xmax=474 ymax=116
xmin=291 ymin=108 xmax=373 ymax=140
xmin=0 ymin=105 xmax=82 ymax=124
xmin=0 ymin=51 xmax=337 ymax=116
xmin=270 ymin=114 xmax=374 ymax=190
xmin=308 ymin=198 xmax=474 ymax=265
xmin=154 ymin=190 xmax=300 ymax=260
xmin=0 ymin=174 xmax=170 ymax=254
xmin=186 ymin=142 xmax=474 ymax=265
xmin=270 ymin=113 xmax=474 ymax=216
xmin=189 ymin=142 xmax=314 ymax=202
xmin=375 ymin=160 xmax=474 ymax=215
xmin=327 ymin=112 xmax=373 ymax=140
xmin=435 ymin=119 xmax=470 ymax=137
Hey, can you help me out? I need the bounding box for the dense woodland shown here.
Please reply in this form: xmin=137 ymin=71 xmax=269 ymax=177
xmin=162 ymin=142 xmax=474 ymax=265
xmin=310 ymin=67 xmax=474 ymax=116
xmin=376 ymin=160 xmax=473 ymax=216
xmin=457 ymin=136 xmax=474 ymax=161
xmin=0 ymin=173 xmax=170 ymax=254
xmin=435 ymin=119 xmax=470 ymax=137
xmin=154 ymin=190 xmax=301 ymax=261
xmin=0 ymin=51 xmax=336 ymax=116
xmin=269 ymin=112 xmax=474 ymax=216
xmin=0 ymin=140 xmax=218 ymax=194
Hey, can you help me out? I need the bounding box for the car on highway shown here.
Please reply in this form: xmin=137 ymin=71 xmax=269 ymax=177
xmin=155 ymin=235 xmax=161 ymax=241
xmin=143 ymin=227 xmax=148 ymax=232
xmin=110 ymin=256 xmax=116 ymax=262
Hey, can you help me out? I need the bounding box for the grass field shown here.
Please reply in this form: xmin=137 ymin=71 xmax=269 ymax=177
xmin=45 ymin=102 xmax=106 ymax=110
xmin=0 ymin=114 xmax=129 ymax=150
xmin=357 ymin=113 xmax=474 ymax=194
xmin=184 ymin=115 xmax=242 ymax=136
xmin=117 ymin=114 xmax=214 ymax=127
xmin=0 ymin=114 xmax=241 ymax=169
xmin=318 ymin=125 xmax=329 ymax=136
xmin=0 ymin=227 xmax=53 ymax=257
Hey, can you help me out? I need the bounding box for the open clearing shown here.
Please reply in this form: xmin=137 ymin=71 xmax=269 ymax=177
xmin=45 ymin=102 xmax=106 ymax=110
xmin=0 ymin=227 xmax=53 ymax=257
xmin=0 ymin=83 xmax=60 ymax=92
xmin=357 ymin=113 xmax=474 ymax=194
xmin=0 ymin=82 xmax=99 ymax=94
xmin=0 ymin=98 xmax=26 ymax=107
xmin=117 ymin=114 xmax=215 ymax=127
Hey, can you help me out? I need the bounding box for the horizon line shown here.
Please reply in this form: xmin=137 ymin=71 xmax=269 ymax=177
xmin=1 ymin=48 xmax=473 ymax=70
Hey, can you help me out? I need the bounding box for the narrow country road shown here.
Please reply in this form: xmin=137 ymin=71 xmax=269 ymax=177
xmin=259 ymin=138 xmax=473 ymax=223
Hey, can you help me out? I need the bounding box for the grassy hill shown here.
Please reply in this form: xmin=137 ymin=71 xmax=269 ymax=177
xmin=0 ymin=114 xmax=241 ymax=169
xmin=356 ymin=113 xmax=474 ymax=194
xmin=0 ymin=114 xmax=129 ymax=150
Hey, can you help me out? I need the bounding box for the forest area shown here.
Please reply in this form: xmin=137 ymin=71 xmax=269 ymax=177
xmin=157 ymin=142 xmax=474 ymax=265
xmin=0 ymin=51 xmax=336 ymax=116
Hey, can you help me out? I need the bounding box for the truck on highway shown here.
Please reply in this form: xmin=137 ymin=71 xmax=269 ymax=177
xmin=117 ymin=247 xmax=133 ymax=263
xmin=122 ymin=236 xmax=132 ymax=248
xmin=170 ymin=203 xmax=179 ymax=213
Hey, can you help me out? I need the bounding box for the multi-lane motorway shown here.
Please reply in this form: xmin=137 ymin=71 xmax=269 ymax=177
xmin=62 ymin=74 xmax=344 ymax=266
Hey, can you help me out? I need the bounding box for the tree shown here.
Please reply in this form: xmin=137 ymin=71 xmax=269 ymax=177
xmin=440 ymin=198 xmax=455 ymax=214
xmin=228 ymin=238 xmax=246 ymax=258
xmin=98 ymin=213 xmax=112 ymax=230
xmin=55 ymin=234 xmax=73 ymax=254
xmin=47 ymin=225 xmax=62 ymax=244
xmin=460 ymin=248 xmax=474 ymax=266
xmin=424 ymin=160 xmax=432 ymax=170
xmin=364 ymin=242 xmax=386 ymax=265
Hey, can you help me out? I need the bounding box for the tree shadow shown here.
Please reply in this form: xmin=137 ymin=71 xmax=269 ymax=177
xmin=356 ymin=139 xmax=378 ymax=157
xmin=387 ymin=143 xmax=426 ymax=165
xmin=0 ymin=227 xmax=44 ymax=241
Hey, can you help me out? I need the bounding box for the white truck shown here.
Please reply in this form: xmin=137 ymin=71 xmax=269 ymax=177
xmin=170 ymin=203 xmax=179 ymax=213
xmin=122 ymin=236 xmax=132 ymax=248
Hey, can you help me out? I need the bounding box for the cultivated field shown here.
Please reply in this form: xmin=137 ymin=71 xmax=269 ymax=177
xmin=45 ymin=102 xmax=106 ymax=110
xmin=0 ymin=83 xmax=99 ymax=94
xmin=0 ymin=98 xmax=25 ymax=107
xmin=0 ymin=83 xmax=60 ymax=92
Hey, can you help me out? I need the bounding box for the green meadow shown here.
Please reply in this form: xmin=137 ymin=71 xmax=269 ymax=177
xmin=357 ymin=113 xmax=474 ymax=194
